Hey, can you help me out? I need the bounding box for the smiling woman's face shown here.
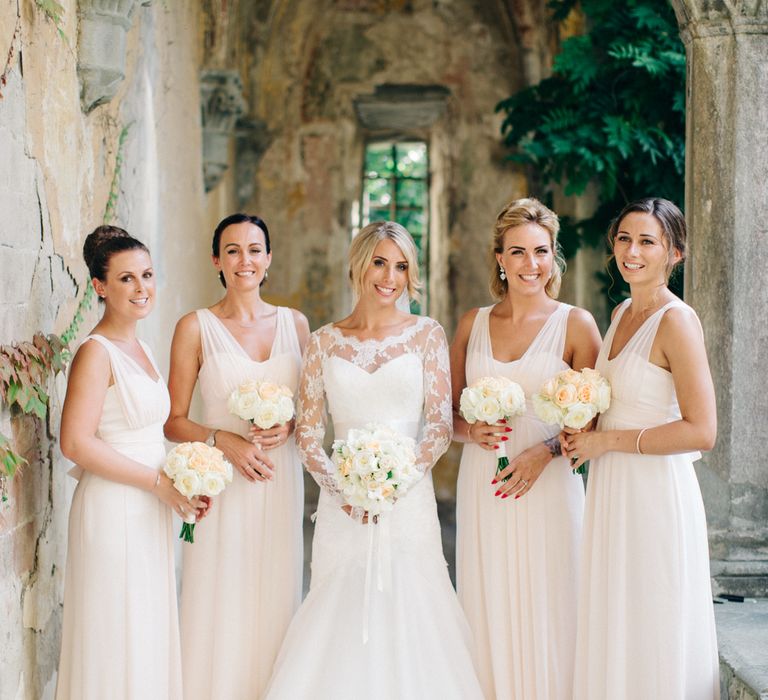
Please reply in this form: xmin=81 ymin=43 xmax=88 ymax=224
xmin=213 ymin=221 xmax=271 ymax=290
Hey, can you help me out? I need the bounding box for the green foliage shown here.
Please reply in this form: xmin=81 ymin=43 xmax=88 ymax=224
xmin=496 ymin=0 xmax=686 ymax=269
xmin=33 ymin=0 xmax=68 ymax=42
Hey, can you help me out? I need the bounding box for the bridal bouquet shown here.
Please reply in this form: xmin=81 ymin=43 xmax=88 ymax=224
xmin=459 ymin=376 xmax=526 ymax=478
xmin=164 ymin=441 xmax=233 ymax=542
xmin=330 ymin=424 xmax=420 ymax=516
xmin=532 ymin=367 xmax=611 ymax=474
xmin=227 ymin=379 xmax=295 ymax=429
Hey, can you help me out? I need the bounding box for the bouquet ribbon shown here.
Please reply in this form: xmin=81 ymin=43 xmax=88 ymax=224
xmin=362 ymin=513 xmax=392 ymax=645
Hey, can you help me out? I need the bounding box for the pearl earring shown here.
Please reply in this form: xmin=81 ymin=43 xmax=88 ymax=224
xmin=499 ymin=265 xmax=506 ymax=281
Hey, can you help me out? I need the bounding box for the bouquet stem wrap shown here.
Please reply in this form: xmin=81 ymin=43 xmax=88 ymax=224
xmin=180 ymin=515 xmax=197 ymax=543
xmin=495 ymin=439 xmax=510 ymax=479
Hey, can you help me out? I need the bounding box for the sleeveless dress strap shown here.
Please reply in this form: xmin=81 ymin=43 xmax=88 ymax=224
xmin=623 ymin=300 xmax=684 ymax=361
xmin=598 ymin=299 xmax=631 ymax=366
xmin=272 ymin=307 xmax=302 ymax=360
xmin=466 ymin=307 xmax=495 ymax=378
xmin=196 ymin=308 xmax=246 ymax=362
xmin=83 ymin=335 xmax=144 ymax=428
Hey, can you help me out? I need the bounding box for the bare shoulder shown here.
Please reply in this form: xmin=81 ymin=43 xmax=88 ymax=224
xmin=172 ymin=312 xmax=203 ymax=352
xmin=69 ymin=337 xmax=111 ymax=383
xmin=566 ymin=305 xmax=599 ymax=333
xmin=658 ymin=303 xmax=704 ymax=346
xmin=453 ymin=307 xmax=481 ymax=341
xmin=289 ymin=307 xmax=310 ymax=334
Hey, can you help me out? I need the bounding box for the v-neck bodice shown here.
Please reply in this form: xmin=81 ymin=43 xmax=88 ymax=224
xmin=196 ymin=307 xmax=302 ymax=433
xmin=466 ymin=304 xmax=572 ymax=397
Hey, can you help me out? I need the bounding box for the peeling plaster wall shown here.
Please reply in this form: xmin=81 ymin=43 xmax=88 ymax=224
xmin=0 ymin=2 xmax=212 ymax=697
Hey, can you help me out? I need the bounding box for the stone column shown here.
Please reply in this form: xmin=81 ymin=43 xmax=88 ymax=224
xmin=670 ymin=0 xmax=768 ymax=595
xmin=200 ymin=71 xmax=246 ymax=192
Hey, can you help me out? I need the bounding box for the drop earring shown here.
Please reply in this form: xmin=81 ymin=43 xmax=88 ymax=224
xmin=499 ymin=265 xmax=506 ymax=281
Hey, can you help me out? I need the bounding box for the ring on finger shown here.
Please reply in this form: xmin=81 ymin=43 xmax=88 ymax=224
xmin=521 ymin=478 xmax=529 ymax=487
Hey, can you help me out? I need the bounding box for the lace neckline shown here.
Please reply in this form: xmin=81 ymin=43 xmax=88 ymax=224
xmin=325 ymin=315 xmax=429 ymax=348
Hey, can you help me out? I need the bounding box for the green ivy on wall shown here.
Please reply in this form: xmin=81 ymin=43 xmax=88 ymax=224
xmin=0 ymin=123 xmax=131 ymax=501
xmin=496 ymin=0 xmax=685 ymax=270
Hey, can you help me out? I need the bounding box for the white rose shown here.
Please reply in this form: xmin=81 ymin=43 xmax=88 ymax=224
xmin=532 ymin=393 xmax=564 ymax=427
xmin=597 ymin=383 xmax=611 ymax=413
xmin=475 ymin=396 xmax=503 ymax=424
xmin=563 ymin=402 xmax=597 ymax=430
xmin=201 ymin=471 xmax=226 ymax=496
xmin=233 ymin=392 xmax=259 ymax=421
xmin=352 ymin=449 xmax=377 ymax=475
xmin=164 ymin=453 xmax=187 ymax=478
xmin=173 ymin=469 xmax=202 ymax=498
xmin=500 ymin=384 xmax=526 ymax=417
xmin=253 ymin=403 xmax=279 ymax=429
xmin=277 ymin=395 xmax=295 ymax=423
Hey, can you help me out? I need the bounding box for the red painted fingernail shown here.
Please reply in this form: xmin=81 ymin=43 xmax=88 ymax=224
xmin=501 ymin=436 xmax=508 ymax=442
xmin=514 ymin=494 xmax=520 ymax=500
xmin=491 ymin=478 xmax=498 ymax=485
xmin=500 ymin=419 xmax=506 ymax=424
xmin=505 ymin=427 xmax=512 ymax=432
xmin=494 ymin=445 xmax=499 ymax=450
xmin=494 ymin=489 xmax=501 ymax=497
xmin=501 ymin=494 xmax=509 ymax=499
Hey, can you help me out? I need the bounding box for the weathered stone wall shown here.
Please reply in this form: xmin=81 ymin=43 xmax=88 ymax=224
xmin=0 ymin=2 xmax=216 ymax=697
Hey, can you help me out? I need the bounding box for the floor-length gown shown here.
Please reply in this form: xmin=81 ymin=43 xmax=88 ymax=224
xmin=56 ymin=335 xmax=181 ymax=700
xmin=179 ymin=307 xmax=304 ymax=700
xmin=265 ymin=316 xmax=483 ymax=700
xmin=456 ymin=304 xmax=584 ymax=700
xmin=573 ymin=298 xmax=719 ymax=700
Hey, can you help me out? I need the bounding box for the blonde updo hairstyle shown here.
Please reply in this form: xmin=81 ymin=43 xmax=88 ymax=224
xmin=490 ymin=197 xmax=565 ymax=300
xmin=348 ymin=221 xmax=423 ymax=304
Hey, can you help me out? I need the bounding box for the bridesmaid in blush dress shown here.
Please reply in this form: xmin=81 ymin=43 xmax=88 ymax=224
xmin=57 ymin=226 xmax=205 ymax=700
xmin=564 ymin=198 xmax=719 ymax=700
xmin=451 ymin=198 xmax=601 ymax=699
xmin=164 ymin=214 xmax=309 ymax=700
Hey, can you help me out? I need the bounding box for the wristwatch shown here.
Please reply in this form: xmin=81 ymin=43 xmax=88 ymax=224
xmin=205 ymin=429 xmax=218 ymax=447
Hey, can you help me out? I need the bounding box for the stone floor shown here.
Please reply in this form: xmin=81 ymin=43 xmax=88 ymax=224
xmin=716 ymin=598 xmax=768 ymax=699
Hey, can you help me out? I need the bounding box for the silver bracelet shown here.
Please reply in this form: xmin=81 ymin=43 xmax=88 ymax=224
xmin=636 ymin=428 xmax=648 ymax=455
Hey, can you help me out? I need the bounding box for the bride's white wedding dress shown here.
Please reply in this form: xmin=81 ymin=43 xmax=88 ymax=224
xmin=265 ymin=316 xmax=483 ymax=699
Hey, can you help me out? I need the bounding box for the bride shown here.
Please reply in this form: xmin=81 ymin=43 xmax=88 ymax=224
xmin=265 ymin=222 xmax=483 ymax=699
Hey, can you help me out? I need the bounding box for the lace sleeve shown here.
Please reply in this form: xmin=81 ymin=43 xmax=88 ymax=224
xmin=295 ymin=331 xmax=342 ymax=496
xmin=415 ymin=321 xmax=453 ymax=473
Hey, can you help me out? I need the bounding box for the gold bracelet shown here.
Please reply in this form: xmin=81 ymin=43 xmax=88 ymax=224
xmin=636 ymin=428 xmax=648 ymax=455
xmin=153 ymin=472 xmax=161 ymax=490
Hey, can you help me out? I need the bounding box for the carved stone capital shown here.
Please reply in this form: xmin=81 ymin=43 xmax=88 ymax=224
xmin=670 ymin=0 xmax=768 ymax=42
xmin=76 ymin=0 xmax=145 ymax=112
xmin=201 ymin=71 xmax=247 ymax=192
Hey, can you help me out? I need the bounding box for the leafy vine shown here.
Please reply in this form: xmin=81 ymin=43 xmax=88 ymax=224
xmin=0 ymin=123 xmax=131 ymax=502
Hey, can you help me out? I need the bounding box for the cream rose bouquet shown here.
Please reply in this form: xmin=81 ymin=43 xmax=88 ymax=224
xmin=330 ymin=424 xmax=420 ymax=516
xmin=227 ymin=379 xmax=295 ymax=429
xmin=532 ymin=367 xmax=611 ymax=474
xmin=164 ymin=441 xmax=233 ymax=542
xmin=459 ymin=376 xmax=527 ymax=478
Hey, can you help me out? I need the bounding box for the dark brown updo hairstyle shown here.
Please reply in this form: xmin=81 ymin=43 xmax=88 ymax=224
xmin=212 ymin=213 xmax=271 ymax=288
xmin=607 ymin=198 xmax=686 ymax=282
xmin=83 ymin=226 xmax=149 ymax=300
